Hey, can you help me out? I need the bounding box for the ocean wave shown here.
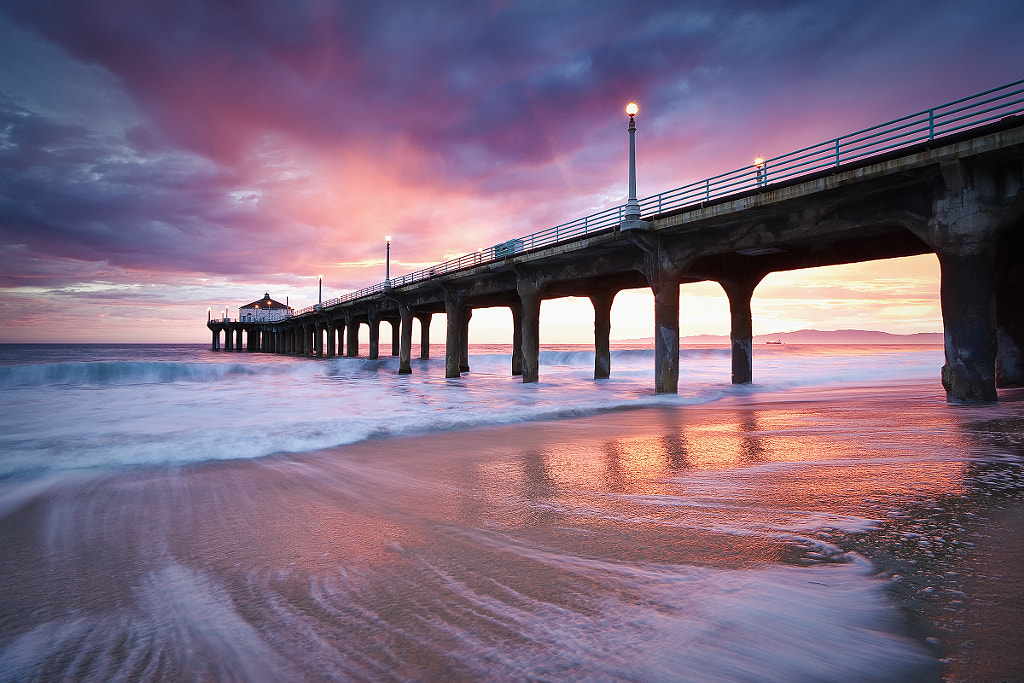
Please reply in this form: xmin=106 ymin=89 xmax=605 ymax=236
xmin=0 ymin=361 xmax=266 ymax=388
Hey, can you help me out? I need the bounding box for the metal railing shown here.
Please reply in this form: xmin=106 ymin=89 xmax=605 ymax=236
xmin=295 ymin=78 xmax=1024 ymax=317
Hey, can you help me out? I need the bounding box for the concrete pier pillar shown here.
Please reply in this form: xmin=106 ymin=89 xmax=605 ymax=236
xmin=444 ymin=295 xmax=464 ymax=378
xmin=314 ymin=323 xmax=323 ymax=357
xmin=920 ymin=162 xmax=1023 ymax=402
xmin=460 ymin=308 xmax=473 ymax=372
xmin=719 ymin=274 xmax=765 ymax=385
xmin=211 ymin=328 xmax=219 ymax=350
xmin=346 ymin=318 xmax=359 ymax=357
xmin=417 ymin=313 xmax=432 ymax=359
xmin=517 ymin=281 xmax=542 ymax=383
xmin=399 ymin=304 xmax=414 ymax=375
xmin=652 ymin=277 xmax=681 ymax=394
xmin=996 ymin=226 xmax=1024 ymax=386
xmin=937 ymin=249 xmax=999 ymax=402
xmin=302 ymin=324 xmax=311 ymax=356
xmin=334 ymin=320 xmax=345 ymax=357
xmin=590 ymin=291 xmax=614 ymax=379
xmin=632 ymin=234 xmax=685 ymax=394
xmin=510 ymin=301 xmax=523 ymax=376
xmin=236 ymin=328 xmax=244 ymax=351
xmin=325 ymin=321 xmax=335 ymax=357
xmin=391 ymin=319 xmax=401 ymax=357
xmin=224 ymin=327 xmax=233 ymax=351
xmin=369 ymin=315 xmax=380 ymax=360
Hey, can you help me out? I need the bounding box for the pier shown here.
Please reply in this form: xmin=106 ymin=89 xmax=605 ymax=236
xmin=208 ymin=81 xmax=1024 ymax=403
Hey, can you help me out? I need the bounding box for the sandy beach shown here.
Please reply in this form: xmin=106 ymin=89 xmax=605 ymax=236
xmin=2 ymin=379 xmax=1022 ymax=680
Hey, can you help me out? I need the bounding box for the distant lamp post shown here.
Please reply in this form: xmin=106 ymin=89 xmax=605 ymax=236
xmin=385 ymin=235 xmax=392 ymax=287
xmin=754 ymin=156 xmax=766 ymax=187
xmin=624 ymin=102 xmax=641 ymax=221
xmin=317 ymin=274 xmax=323 ymax=310
xmin=207 ymin=307 xmax=211 ymax=322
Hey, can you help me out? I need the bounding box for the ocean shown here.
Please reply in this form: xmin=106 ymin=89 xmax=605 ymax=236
xmin=1 ymin=342 xmax=1022 ymax=681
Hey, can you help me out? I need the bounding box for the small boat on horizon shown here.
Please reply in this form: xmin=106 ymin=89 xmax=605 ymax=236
xmin=765 ymin=340 xmax=784 ymax=345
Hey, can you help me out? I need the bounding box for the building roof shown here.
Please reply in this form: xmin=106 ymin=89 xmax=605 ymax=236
xmin=240 ymin=292 xmax=291 ymax=310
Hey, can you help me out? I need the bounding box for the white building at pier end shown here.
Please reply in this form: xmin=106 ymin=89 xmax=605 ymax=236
xmin=239 ymin=293 xmax=292 ymax=322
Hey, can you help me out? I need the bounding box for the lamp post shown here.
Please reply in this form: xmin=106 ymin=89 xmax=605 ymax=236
xmin=625 ymin=102 xmax=641 ymax=221
xmin=318 ymin=274 xmax=323 ymax=309
xmin=385 ymin=234 xmax=392 ymax=287
xmin=754 ymin=156 xmax=765 ymax=187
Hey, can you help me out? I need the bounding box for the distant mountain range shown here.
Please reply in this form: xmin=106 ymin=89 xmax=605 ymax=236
xmin=620 ymin=329 xmax=944 ymax=345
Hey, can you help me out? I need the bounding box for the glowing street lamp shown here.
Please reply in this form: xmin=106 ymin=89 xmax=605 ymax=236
xmin=318 ymin=274 xmax=323 ymax=308
xmin=385 ymin=235 xmax=392 ymax=287
xmin=625 ymin=102 xmax=641 ymax=221
xmin=754 ymin=156 xmax=766 ymax=187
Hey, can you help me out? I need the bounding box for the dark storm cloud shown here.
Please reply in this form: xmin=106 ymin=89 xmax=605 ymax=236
xmin=1 ymin=0 xmax=1023 ymax=340
xmin=4 ymin=0 xmax=816 ymax=168
xmin=0 ymin=92 xmax=294 ymax=286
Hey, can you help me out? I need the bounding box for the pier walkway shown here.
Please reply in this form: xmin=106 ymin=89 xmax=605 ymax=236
xmin=209 ymin=80 xmax=1024 ymax=403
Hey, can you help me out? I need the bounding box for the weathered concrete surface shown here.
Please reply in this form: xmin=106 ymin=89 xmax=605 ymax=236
xmin=996 ymin=224 xmax=1024 ymax=387
xmin=416 ymin=313 xmax=431 ymax=360
xmin=398 ymin=303 xmax=414 ymax=375
xmin=916 ymin=161 xmax=1024 ymax=401
xmin=590 ymin=291 xmax=614 ymax=380
xmin=443 ymin=293 xmax=464 ymax=379
xmin=938 ymin=251 xmax=999 ymax=403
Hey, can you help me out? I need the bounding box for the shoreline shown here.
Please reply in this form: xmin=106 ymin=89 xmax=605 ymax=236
xmin=275 ymin=382 xmax=1024 ymax=679
xmin=2 ymin=382 xmax=1021 ymax=679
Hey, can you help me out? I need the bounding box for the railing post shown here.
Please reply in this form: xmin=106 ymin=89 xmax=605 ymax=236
xmin=929 ymin=109 xmax=935 ymax=140
xmin=835 ymin=138 xmax=841 ymax=167
xmin=705 ymin=179 xmax=710 ymax=202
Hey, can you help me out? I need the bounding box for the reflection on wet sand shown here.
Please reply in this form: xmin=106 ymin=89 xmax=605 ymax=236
xmin=1 ymin=387 xmax=1022 ymax=679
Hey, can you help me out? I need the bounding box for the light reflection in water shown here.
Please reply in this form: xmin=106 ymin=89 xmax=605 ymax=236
xmin=1 ymin=389 xmax=1020 ymax=680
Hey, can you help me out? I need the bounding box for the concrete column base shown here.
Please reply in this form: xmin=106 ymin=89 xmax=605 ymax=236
xmin=591 ymin=291 xmax=614 ymax=379
xmin=346 ymin=319 xmax=359 ymax=357
xmin=368 ymin=317 xmax=380 ymax=360
xmin=653 ymin=279 xmax=680 ymax=394
xmin=719 ymin=275 xmax=764 ymax=385
xmin=417 ymin=313 xmax=432 ymax=360
xmin=939 ymin=250 xmax=998 ymax=403
xmin=444 ymin=296 xmax=464 ymax=378
xmin=459 ymin=308 xmax=472 ymax=372
xmin=399 ymin=305 xmax=414 ymax=375
xmin=518 ymin=284 xmax=542 ymax=384
xmin=996 ymin=226 xmax=1024 ymax=386
xmin=510 ymin=301 xmax=523 ymax=376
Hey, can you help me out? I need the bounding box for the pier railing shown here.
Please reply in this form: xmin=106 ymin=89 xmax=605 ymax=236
xmin=293 ymin=78 xmax=1024 ymax=317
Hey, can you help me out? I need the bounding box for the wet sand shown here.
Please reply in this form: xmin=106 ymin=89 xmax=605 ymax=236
xmin=1 ymin=382 xmax=1022 ymax=680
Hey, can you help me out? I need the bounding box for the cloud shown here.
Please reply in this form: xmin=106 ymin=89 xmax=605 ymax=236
xmin=1 ymin=0 xmax=1022 ymax=341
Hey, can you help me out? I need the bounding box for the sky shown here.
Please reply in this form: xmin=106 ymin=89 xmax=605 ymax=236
xmin=1 ymin=0 xmax=1022 ymax=344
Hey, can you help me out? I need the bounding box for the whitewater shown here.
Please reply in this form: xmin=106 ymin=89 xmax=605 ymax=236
xmin=5 ymin=342 xmax=1024 ymax=681
xmin=0 ymin=342 xmax=943 ymax=478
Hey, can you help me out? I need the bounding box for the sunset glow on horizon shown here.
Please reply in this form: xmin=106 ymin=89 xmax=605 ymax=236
xmin=1 ymin=1 xmax=1021 ymax=343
